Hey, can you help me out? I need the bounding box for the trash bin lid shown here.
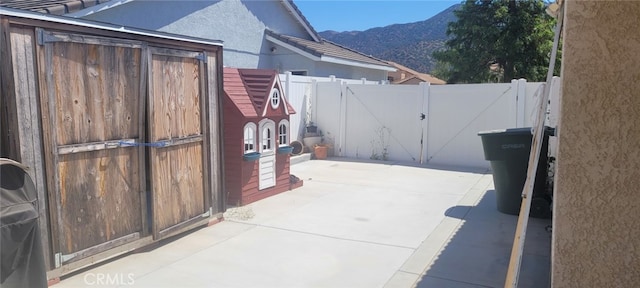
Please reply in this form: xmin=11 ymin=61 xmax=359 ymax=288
xmin=478 ymin=127 xmax=533 ymax=136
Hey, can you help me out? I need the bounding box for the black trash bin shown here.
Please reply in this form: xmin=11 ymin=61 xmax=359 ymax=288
xmin=478 ymin=127 xmax=552 ymax=218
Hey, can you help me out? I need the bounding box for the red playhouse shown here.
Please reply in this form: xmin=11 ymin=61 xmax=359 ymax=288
xmin=222 ymin=68 xmax=303 ymax=206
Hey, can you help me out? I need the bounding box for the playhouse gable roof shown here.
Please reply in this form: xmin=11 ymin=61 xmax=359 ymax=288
xmin=240 ymin=69 xmax=276 ymax=114
xmin=223 ymin=68 xmax=295 ymax=118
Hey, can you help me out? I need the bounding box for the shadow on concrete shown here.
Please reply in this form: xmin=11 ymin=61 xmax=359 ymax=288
xmin=324 ymin=157 xmax=490 ymax=175
xmin=416 ymin=190 xmax=551 ymax=288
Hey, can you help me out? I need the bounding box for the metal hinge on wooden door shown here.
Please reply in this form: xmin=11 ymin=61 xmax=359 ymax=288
xmin=54 ymin=252 xmax=75 ymax=268
xmin=195 ymin=52 xmax=207 ymax=63
xmin=36 ymin=29 xmax=62 ymax=45
xmin=201 ymin=208 xmax=211 ymax=218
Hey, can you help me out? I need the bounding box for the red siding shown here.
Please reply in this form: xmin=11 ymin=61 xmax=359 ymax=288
xmin=223 ymin=68 xmax=299 ymax=207
xmin=241 ymin=153 xmax=291 ymax=205
xmin=223 ymin=94 xmax=246 ymax=206
xmin=239 ymin=136 xmax=292 ymax=205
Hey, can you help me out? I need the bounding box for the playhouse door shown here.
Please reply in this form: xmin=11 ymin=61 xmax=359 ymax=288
xmin=258 ymin=120 xmax=276 ymax=190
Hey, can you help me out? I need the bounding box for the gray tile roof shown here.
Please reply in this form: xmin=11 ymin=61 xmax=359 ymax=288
xmin=0 ymin=0 xmax=111 ymax=15
xmin=266 ymin=30 xmax=391 ymax=68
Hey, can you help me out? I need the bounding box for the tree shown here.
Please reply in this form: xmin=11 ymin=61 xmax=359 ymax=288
xmin=433 ymin=0 xmax=559 ymax=83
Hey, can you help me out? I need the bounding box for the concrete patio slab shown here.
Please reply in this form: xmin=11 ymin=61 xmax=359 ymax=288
xmin=53 ymin=158 xmax=550 ymax=288
xmin=142 ymin=226 xmax=413 ymax=288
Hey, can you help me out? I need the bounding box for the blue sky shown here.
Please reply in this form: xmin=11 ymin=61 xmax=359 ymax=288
xmin=294 ymin=0 xmax=460 ymax=32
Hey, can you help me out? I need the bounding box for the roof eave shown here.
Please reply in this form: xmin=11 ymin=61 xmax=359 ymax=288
xmin=280 ymin=0 xmax=320 ymax=42
xmin=266 ymin=34 xmax=321 ymax=61
xmin=65 ymin=0 xmax=132 ymax=17
xmin=320 ymin=55 xmax=397 ymax=72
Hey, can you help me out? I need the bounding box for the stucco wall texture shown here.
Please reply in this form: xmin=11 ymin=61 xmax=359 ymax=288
xmin=552 ymin=1 xmax=640 ymax=287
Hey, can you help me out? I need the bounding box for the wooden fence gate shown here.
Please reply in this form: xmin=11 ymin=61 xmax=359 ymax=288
xmin=147 ymin=47 xmax=211 ymax=240
xmin=37 ymin=29 xmax=147 ymax=267
xmin=37 ymin=30 xmax=213 ymax=266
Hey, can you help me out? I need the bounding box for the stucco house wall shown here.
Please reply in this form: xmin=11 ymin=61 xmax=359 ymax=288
xmin=553 ymin=1 xmax=640 ymax=287
xmin=80 ymin=0 xmax=308 ymax=69
xmin=270 ymin=50 xmax=386 ymax=80
xmin=271 ymin=50 xmax=317 ymax=76
xmin=77 ymin=0 xmax=389 ymax=80
xmin=315 ymin=62 xmax=387 ymax=81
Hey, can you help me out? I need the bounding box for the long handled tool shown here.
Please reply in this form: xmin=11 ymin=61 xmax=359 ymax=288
xmin=503 ymin=2 xmax=564 ymax=287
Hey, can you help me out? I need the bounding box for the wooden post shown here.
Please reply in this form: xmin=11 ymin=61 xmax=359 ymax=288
xmin=138 ymin=44 xmax=149 ymax=237
xmin=209 ymin=48 xmax=225 ymax=214
xmin=516 ymin=78 xmax=527 ymax=128
xmin=504 ymin=5 xmax=564 ymax=287
xmin=1 ymin=18 xmax=19 ymax=159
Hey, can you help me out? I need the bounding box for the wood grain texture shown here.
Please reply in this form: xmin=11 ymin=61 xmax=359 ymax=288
xmin=198 ymin=58 xmax=210 ymax=211
xmin=57 ymin=150 xmax=143 ymax=254
xmin=2 ymin=19 xmax=224 ymax=273
xmin=1 ymin=19 xmax=19 ymax=159
xmin=50 ymin=42 xmax=141 ymax=145
xmin=9 ymin=26 xmax=53 ymax=269
xmin=137 ymin=45 xmax=149 ymax=237
xmin=151 ymin=143 xmax=205 ymax=233
xmin=149 ymin=50 xmax=206 ymax=237
xmin=36 ymin=28 xmax=63 ymax=267
xmin=206 ymin=54 xmax=222 ymax=214
xmin=41 ymin=36 xmax=144 ymax=258
xmin=150 ymin=53 xmax=201 ymax=140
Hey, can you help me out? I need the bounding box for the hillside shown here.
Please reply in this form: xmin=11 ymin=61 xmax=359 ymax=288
xmin=319 ymin=4 xmax=460 ymax=73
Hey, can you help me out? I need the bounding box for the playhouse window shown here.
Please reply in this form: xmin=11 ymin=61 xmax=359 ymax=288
xmin=243 ymin=123 xmax=256 ymax=153
xmin=262 ymin=128 xmax=272 ymax=150
xmin=258 ymin=119 xmax=276 ymax=153
xmin=270 ymin=88 xmax=280 ymax=109
xmin=278 ymin=120 xmax=289 ymax=146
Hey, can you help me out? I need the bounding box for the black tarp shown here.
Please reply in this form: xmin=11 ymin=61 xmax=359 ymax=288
xmin=0 ymin=159 xmax=47 ymax=288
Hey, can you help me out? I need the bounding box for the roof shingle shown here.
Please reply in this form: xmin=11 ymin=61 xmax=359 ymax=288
xmin=0 ymin=0 xmax=111 ymax=15
xmin=224 ymin=68 xmax=295 ymax=118
xmin=266 ymin=30 xmax=392 ymax=68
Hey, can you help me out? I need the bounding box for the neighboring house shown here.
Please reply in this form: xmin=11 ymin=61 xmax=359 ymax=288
xmin=386 ymin=61 xmax=446 ymax=85
xmin=0 ymin=0 xmax=394 ymax=81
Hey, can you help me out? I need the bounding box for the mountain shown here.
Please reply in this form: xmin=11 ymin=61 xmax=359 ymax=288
xmin=319 ymin=4 xmax=460 ymax=74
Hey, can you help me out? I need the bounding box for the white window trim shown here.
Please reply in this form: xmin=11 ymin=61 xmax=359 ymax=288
xmin=278 ymin=119 xmax=290 ymax=147
xmin=270 ymin=88 xmax=280 ymax=109
xmin=258 ymin=119 xmax=276 ymax=153
xmin=243 ymin=122 xmax=257 ymax=154
xmin=261 ymin=77 xmax=290 ymax=117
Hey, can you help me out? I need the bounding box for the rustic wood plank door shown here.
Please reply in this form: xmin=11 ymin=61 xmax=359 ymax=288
xmin=147 ymin=47 xmax=210 ymax=240
xmin=36 ymin=29 xmax=148 ymax=267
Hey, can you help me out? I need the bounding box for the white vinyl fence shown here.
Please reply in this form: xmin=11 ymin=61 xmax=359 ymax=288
xmin=279 ymin=73 xmax=378 ymax=142
xmin=281 ymin=72 xmax=560 ymax=169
